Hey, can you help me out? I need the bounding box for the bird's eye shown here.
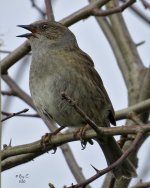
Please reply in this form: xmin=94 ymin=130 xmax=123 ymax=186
xmin=42 ymin=24 xmax=48 ymax=30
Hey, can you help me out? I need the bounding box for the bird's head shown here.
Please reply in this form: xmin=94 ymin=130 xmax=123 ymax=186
xmin=17 ymin=20 xmax=77 ymax=50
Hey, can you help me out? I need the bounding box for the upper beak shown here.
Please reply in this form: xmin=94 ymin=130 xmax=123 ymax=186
xmin=17 ymin=25 xmax=35 ymax=38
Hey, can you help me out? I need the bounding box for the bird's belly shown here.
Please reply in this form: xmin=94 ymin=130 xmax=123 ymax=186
xmin=30 ymin=75 xmax=86 ymax=128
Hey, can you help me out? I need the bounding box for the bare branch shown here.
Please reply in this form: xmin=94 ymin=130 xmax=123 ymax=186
xmin=66 ymin=131 xmax=144 ymax=188
xmin=115 ymin=99 xmax=150 ymax=120
xmin=135 ymin=41 xmax=145 ymax=47
xmin=0 ymin=50 xmax=12 ymax=54
xmin=1 ymin=124 xmax=150 ymax=171
xmin=61 ymin=92 xmax=104 ymax=138
xmin=1 ymin=111 xmax=39 ymax=118
xmin=2 ymin=75 xmax=35 ymax=109
xmin=1 ymin=90 xmax=17 ymax=96
xmin=1 ymin=41 xmax=31 ymax=74
xmin=130 ymin=4 xmax=150 ymax=24
xmin=127 ymin=112 xmax=144 ymax=125
xmin=139 ymin=68 xmax=150 ymax=123
xmin=45 ymin=0 xmax=55 ymax=21
xmin=60 ymin=0 xmax=111 ymax=26
xmin=92 ymin=0 xmax=136 ymax=16
xmin=0 ymin=50 xmax=32 ymax=55
xmin=1 ymin=109 xmax=29 ymax=122
xmin=130 ymin=181 xmax=150 ymax=188
xmin=30 ymin=0 xmax=46 ymax=17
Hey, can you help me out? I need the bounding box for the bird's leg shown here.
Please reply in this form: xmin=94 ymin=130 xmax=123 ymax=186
xmin=74 ymin=124 xmax=93 ymax=150
xmin=117 ymin=135 xmax=128 ymax=148
xmin=41 ymin=126 xmax=65 ymax=152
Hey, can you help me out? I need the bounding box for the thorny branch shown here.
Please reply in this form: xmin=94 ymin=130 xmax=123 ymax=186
xmin=1 ymin=124 xmax=150 ymax=171
xmin=66 ymin=131 xmax=144 ymax=188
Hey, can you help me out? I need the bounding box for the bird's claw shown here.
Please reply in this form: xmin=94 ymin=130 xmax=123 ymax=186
xmin=41 ymin=133 xmax=52 ymax=151
xmin=51 ymin=146 xmax=57 ymax=154
xmin=41 ymin=126 xmax=65 ymax=151
xmin=74 ymin=125 xmax=91 ymax=150
xmin=41 ymin=133 xmax=58 ymax=153
xmin=81 ymin=140 xmax=87 ymax=150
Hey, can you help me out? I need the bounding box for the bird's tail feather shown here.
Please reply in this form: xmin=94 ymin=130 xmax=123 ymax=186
xmin=96 ymin=136 xmax=136 ymax=179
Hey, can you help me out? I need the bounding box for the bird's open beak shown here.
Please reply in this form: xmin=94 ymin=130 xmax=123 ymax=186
xmin=17 ymin=25 xmax=36 ymax=38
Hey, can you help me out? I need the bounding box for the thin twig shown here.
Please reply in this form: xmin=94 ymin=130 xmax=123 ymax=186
xmin=1 ymin=109 xmax=29 ymax=122
xmin=61 ymin=92 xmax=150 ymax=131
xmin=1 ymin=111 xmax=39 ymax=118
xmin=119 ymin=0 xmax=150 ymax=24
xmin=92 ymin=0 xmax=136 ymax=16
xmin=130 ymin=4 xmax=150 ymax=24
xmin=1 ymin=90 xmax=17 ymax=96
xmin=30 ymin=0 xmax=46 ymax=17
xmin=61 ymin=92 xmax=104 ymax=137
xmin=0 ymin=50 xmax=12 ymax=54
xmin=135 ymin=41 xmax=145 ymax=47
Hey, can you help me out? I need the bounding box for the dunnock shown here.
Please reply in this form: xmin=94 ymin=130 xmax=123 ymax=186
xmin=17 ymin=20 xmax=136 ymax=178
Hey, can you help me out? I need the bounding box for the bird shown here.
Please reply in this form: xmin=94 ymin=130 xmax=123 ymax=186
xmin=17 ymin=20 xmax=136 ymax=179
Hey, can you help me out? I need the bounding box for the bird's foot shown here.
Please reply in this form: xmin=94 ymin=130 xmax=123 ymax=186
xmin=74 ymin=125 xmax=93 ymax=150
xmin=41 ymin=126 xmax=65 ymax=152
xmin=117 ymin=135 xmax=129 ymax=148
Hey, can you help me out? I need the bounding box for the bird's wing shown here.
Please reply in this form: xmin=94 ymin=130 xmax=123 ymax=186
xmin=76 ymin=49 xmax=116 ymax=126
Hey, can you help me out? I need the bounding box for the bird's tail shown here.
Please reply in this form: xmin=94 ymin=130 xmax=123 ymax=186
xmin=96 ymin=136 xmax=136 ymax=179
